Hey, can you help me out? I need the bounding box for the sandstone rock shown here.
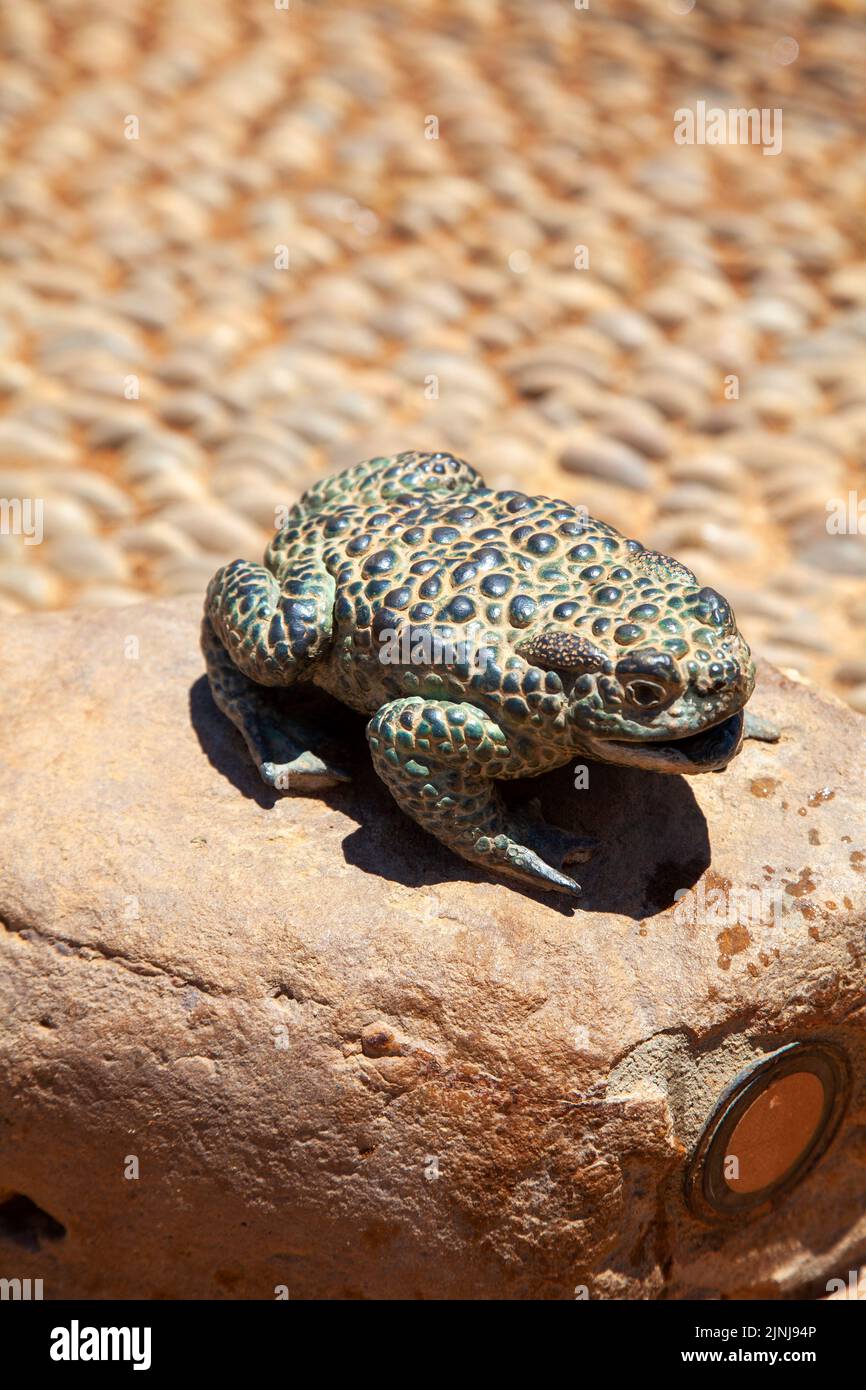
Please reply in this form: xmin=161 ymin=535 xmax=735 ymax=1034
xmin=0 ymin=597 xmax=865 ymax=1300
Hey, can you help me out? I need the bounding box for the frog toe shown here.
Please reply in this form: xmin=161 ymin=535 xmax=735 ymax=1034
xmin=483 ymin=835 xmax=583 ymax=897
xmin=260 ymin=750 xmax=351 ymax=792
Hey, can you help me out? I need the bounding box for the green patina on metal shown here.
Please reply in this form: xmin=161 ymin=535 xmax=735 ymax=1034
xmin=203 ymin=451 xmax=762 ymax=897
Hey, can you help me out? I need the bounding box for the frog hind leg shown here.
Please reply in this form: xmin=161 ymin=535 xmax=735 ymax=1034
xmin=202 ymin=559 xmax=349 ymax=790
xmin=367 ymin=697 xmax=595 ymax=897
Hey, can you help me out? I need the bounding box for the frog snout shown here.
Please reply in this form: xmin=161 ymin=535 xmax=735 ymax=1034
xmin=692 ymin=662 xmax=739 ymax=696
xmin=689 ymin=636 xmax=755 ymax=702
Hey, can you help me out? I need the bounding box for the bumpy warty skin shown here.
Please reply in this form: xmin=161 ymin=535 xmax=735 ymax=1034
xmin=203 ymin=451 xmax=756 ymax=896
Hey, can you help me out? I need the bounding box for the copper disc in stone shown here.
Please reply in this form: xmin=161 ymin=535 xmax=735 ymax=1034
xmin=685 ymin=1041 xmax=851 ymax=1222
xmin=724 ymin=1070 xmax=826 ymax=1194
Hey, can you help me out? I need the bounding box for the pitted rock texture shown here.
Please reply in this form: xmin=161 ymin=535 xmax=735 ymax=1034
xmin=0 ymin=596 xmax=864 ymax=1299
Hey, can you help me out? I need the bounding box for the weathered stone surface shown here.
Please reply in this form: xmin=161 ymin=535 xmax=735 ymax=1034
xmin=0 ymin=597 xmax=864 ymax=1300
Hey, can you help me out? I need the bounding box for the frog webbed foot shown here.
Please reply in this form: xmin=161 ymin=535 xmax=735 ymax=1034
xmin=260 ymin=743 xmax=351 ymax=793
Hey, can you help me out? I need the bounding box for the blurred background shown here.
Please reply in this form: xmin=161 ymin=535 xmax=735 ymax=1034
xmin=0 ymin=0 xmax=865 ymax=709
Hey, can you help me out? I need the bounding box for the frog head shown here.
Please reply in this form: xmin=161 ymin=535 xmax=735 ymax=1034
xmin=515 ymin=549 xmax=755 ymax=773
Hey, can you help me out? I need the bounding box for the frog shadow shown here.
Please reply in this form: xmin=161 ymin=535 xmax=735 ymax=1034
xmin=190 ymin=676 xmax=710 ymax=918
xmin=340 ymin=759 xmax=711 ymax=919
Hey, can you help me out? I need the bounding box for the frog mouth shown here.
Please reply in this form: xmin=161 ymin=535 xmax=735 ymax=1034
xmin=588 ymin=710 xmax=745 ymax=774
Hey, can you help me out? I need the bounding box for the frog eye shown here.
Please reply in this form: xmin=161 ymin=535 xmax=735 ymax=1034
xmin=616 ymin=648 xmax=685 ymax=709
xmin=514 ymin=630 xmax=607 ymax=674
xmin=625 ymin=679 xmax=667 ymax=709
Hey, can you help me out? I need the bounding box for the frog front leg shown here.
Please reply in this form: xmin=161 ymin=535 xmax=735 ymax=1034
xmin=203 ymin=559 xmax=349 ymax=790
xmin=743 ymin=711 xmax=781 ymax=743
xmin=367 ymin=697 xmax=595 ymax=897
